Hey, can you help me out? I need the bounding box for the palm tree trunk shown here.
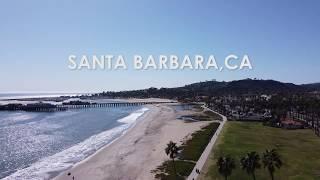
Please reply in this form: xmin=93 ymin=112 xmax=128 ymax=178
xmin=172 ymin=158 xmax=177 ymax=180
xmin=270 ymin=172 xmax=274 ymax=180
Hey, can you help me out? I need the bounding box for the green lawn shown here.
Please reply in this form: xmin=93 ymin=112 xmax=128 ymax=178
xmin=200 ymin=121 xmax=320 ymax=180
xmin=152 ymin=160 xmax=195 ymax=180
xmin=152 ymin=122 xmax=220 ymax=179
xmin=180 ymin=123 xmax=220 ymax=161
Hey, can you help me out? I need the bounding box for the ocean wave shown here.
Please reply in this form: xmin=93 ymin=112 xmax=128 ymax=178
xmin=118 ymin=107 xmax=149 ymax=124
xmin=0 ymin=113 xmax=36 ymax=127
xmin=3 ymin=107 xmax=149 ymax=180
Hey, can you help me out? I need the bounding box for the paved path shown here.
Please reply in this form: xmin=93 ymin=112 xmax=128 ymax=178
xmin=187 ymin=106 xmax=227 ymax=180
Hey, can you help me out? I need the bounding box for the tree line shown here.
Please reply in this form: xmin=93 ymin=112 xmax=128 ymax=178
xmin=165 ymin=141 xmax=282 ymax=180
xmin=216 ymin=149 xmax=282 ymax=180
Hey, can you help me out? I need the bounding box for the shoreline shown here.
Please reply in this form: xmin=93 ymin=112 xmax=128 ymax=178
xmin=52 ymin=104 xmax=156 ymax=180
xmin=54 ymin=103 xmax=210 ymax=180
xmin=2 ymin=105 xmax=149 ymax=180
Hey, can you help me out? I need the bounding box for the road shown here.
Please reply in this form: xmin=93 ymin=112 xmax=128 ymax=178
xmin=187 ymin=106 xmax=227 ymax=180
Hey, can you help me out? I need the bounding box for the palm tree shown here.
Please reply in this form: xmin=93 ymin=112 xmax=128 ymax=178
xmin=216 ymin=156 xmax=236 ymax=180
xmin=262 ymin=149 xmax=282 ymax=180
xmin=165 ymin=141 xmax=179 ymax=179
xmin=240 ymin=151 xmax=261 ymax=180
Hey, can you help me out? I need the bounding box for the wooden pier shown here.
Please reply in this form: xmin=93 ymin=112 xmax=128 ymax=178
xmin=0 ymin=101 xmax=174 ymax=112
xmin=58 ymin=101 xmax=164 ymax=109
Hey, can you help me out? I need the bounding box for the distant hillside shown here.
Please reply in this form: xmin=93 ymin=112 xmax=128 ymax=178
xmin=99 ymin=79 xmax=310 ymax=99
xmin=181 ymin=79 xmax=304 ymax=96
xmin=302 ymin=83 xmax=320 ymax=91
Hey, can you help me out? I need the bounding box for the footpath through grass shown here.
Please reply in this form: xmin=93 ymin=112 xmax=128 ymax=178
xmin=152 ymin=122 xmax=220 ymax=180
xmin=200 ymin=121 xmax=320 ymax=180
xmin=180 ymin=110 xmax=223 ymax=122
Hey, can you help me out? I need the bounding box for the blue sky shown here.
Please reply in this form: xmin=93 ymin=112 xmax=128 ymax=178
xmin=0 ymin=0 xmax=319 ymax=92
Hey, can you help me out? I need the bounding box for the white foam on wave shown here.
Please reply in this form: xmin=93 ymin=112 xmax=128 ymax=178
xmin=8 ymin=113 xmax=34 ymax=121
xmin=118 ymin=107 xmax=149 ymax=124
xmin=3 ymin=107 xmax=149 ymax=180
xmin=0 ymin=113 xmax=36 ymax=126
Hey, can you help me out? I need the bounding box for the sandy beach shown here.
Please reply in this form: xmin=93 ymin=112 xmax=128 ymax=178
xmin=54 ymin=103 xmax=209 ymax=180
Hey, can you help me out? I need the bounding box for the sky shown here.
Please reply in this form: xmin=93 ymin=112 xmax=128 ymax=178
xmin=0 ymin=0 xmax=319 ymax=92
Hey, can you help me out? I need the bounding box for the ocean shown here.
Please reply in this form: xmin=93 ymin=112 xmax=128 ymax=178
xmin=0 ymin=93 xmax=148 ymax=179
xmin=0 ymin=93 xmax=79 ymax=100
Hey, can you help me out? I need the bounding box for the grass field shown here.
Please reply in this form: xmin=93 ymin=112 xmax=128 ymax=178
xmin=200 ymin=121 xmax=320 ymax=180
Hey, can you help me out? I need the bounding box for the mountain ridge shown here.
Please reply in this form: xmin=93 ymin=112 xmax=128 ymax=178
xmin=98 ymin=78 xmax=320 ymax=99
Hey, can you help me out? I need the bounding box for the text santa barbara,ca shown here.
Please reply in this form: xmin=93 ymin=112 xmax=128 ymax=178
xmin=68 ymin=54 xmax=253 ymax=71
